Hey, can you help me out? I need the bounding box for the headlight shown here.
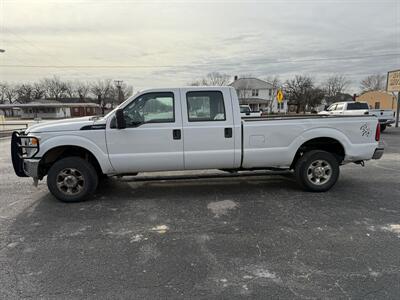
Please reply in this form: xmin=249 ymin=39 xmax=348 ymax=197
xmin=28 ymin=137 xmax=40 ymax=146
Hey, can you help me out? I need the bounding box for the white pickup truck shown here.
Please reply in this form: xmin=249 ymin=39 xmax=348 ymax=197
xmin=319 ymin=101 xmax=396 ymax=131
xmin=240 ymin=105 xmax=262 ymax=118
xmin=11 ymin=87 xmax=384 ymax=202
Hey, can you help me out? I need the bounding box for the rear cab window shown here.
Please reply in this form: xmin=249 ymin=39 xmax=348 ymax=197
xmin=346 ymin=102 xmax=369 ymax=110
xmin=186 ymin=91 xmax=226 ymax=122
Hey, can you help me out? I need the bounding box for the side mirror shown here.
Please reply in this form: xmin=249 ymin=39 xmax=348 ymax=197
xmin=245 ymin=111 xmax=250 ymax=116
xmin=115 ymin=109 xmax=126 ymax=129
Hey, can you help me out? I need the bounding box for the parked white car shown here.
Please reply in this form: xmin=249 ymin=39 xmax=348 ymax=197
xmin=240 ymin=105 xmax=262 ymax=118
xmin=12 ymin=87 xmax=383 ymax=202
xmin=319 ymin=101 xmax=395 ymax=131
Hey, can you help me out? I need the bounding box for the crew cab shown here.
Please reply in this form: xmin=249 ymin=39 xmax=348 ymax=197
xmin=11 ymin=87 xmax=384 ymax=202
xmin=319 ymin=101 xmax=396 ymax=131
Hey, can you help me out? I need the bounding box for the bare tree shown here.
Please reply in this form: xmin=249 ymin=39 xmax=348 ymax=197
xmin=32 ymin=82 xmax=46 ymax=100
xmin=285 ymin=75 xmax=324 ymax=113
xmin=360 ymin=74 xmax=386 ymax=92
xmin=0 ymin=82 xmax=7 ymax=104
xmin=4 ymin=83 xmax=18 ymax=104
xmin=43 ymin=76 xmax=67 ymax=101
xmin=65 ymin=81 xmax=77 ymax=99
xmin=90 ymin=79 xmax=113 ymax=115
xmin=76 ymin=81 xmax=90 ymax=102
xmin=15 ymin=83 xmax=33 ymax=103
xmin=322 ymin=75 xmax=350 ymax=102
xmin=190 ymin=72 xmax=231 ymax=86
xmin=119 ymin=82 xmax=133 ymax=101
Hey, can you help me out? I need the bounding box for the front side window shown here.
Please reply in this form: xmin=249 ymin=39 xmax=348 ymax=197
xmin=187 ymin=91 xmax=226 ymax=122
xmin=123 ymin=92 xmax=174 ymax=127
xmin=335 ymin=104 xmax=344 ymax=111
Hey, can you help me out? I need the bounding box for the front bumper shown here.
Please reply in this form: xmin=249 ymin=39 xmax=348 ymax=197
xmin=372 ymin=141 xmax=384 ymax=160
xmin=23 ymin=159 xmax=40 ymax=178
xmin=379 ymin=119 xmax=395 ymax=125
xmin=11 ymin=131 xmax=40 ymax=177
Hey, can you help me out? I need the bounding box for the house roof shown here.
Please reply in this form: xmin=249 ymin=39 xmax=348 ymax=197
xmin=230 ymin=78 xmax=273 ymax=89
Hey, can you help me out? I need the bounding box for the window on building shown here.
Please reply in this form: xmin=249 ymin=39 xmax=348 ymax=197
xmin=269 ymin=89 xmax=272 ymax=96
xmin=252 ymin=89 xmax=259 ymax=97
xmin=374 ymin=102 xmax=380 ymax=109
xmin=74 ymin=107 xmax=79 ymax=113
xmin=186 ymin=91 xmax=226 ymax=122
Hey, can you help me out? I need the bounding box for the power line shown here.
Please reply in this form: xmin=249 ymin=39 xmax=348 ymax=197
xmin=0 ymin=52 xmax=398 ymax=69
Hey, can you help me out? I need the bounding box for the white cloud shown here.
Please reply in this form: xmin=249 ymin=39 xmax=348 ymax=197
xmin=0 ymin=0 xmax=399 ymax=91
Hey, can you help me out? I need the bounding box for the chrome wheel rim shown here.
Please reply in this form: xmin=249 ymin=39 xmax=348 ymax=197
xmin=307 ymin=159 xmax=332 ymax=185
xmin=56 ymin=168 xmax=85 ymax=195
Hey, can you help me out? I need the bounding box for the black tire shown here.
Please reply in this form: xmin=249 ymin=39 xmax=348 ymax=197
xmin=47 ymin=157 xmax=98 ymax=202
xmin=380 ymin=124 xmax=386 ymax=132
xmin=295 ymin=150 xmax=340 ymax=192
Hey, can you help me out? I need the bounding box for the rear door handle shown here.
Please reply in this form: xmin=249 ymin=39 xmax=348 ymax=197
xmin=173 ymin=129 xmax=181 ymax=140
xmin=224 ymin=128 xmax=232 ymax=138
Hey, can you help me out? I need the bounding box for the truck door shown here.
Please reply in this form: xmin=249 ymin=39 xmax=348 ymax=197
xmin=180 ymin=88 xmax=236 ymax=170
xmin=106 ymin=89 xmax=184 ymax=173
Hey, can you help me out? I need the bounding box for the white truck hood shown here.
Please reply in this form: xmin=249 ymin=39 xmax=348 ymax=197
xmin=25 ymin=116 xmax=106 ymax=134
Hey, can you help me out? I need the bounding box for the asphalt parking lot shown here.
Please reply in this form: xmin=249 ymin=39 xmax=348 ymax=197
xmin=0 ymin=129 xmax=399 ymax=299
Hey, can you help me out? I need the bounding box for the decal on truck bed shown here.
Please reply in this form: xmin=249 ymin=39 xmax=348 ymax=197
xmin=360 ymin=123 xmax=371 ymax=137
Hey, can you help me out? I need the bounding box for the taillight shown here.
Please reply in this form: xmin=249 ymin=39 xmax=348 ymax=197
xmin=375 ymin=123 xmax=380 ymax=141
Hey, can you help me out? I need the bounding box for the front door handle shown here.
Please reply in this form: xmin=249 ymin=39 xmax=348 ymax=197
xmin=173 ymin=129 xmax=181 ymax=140
xmin=224 ymin=128 xmax=232 ymax=138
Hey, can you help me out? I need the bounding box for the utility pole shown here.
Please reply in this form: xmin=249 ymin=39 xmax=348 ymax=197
xmin=114 ymin=80 xmax=124 ymax=107
xmin=396 ymin=92 xmax=400 ymax=128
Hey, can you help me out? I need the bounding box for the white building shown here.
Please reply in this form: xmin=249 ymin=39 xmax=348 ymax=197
xmin=229 ymin=77 xmax=288 ymax=113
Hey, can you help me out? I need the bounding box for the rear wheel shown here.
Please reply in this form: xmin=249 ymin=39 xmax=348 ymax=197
xmin=47 ymin=157 xmax=98 ymax=202
xmin=295 ymin=150 xmax=339 ymax=192
xmin=380 ymin=124 xmax=386 ymax=132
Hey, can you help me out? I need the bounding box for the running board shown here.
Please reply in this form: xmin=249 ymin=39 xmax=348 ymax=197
xmin=117 ymin=170 xmax=291 ymax=183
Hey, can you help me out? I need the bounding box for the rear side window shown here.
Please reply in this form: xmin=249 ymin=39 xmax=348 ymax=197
xmin=347 ymin=102 xmax=369 ymax=110
xmin=186 ymin=91 xmax=226 ymax=122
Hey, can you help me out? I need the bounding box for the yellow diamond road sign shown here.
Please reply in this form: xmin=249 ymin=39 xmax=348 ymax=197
xmin=277 ymin=90 xmax=283 ymax=103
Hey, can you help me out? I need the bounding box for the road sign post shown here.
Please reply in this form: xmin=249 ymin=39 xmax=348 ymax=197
xmin=277 ymin=89 xmax=283 ymax=114
xmin=387 ymin=69 xmax=400 ymax=127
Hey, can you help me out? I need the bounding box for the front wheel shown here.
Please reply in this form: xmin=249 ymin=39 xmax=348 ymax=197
xmin=295 ymin=150 xmax=340 ymax=192
xmin=47 ymin=157 xmax=98 ymax=202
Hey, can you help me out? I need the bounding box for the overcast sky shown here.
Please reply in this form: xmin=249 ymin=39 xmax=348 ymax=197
xmin=0 ymin=0 xmax=399 ymax=92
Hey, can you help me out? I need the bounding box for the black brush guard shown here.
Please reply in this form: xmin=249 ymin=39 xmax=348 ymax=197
xmin=11 ymin=131 xmax=39 ymax=177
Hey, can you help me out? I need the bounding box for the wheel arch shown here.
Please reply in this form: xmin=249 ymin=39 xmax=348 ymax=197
xmin=290 ymin=136 xmax=346 ymax=169
xmin=38 ymin=145 xmax=103 ymax=179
